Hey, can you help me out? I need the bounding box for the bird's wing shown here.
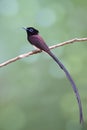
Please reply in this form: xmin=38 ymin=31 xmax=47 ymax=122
xmin=28 ymin=35 xmax=50 ymax=52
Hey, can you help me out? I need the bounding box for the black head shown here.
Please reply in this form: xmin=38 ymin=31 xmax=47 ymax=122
xmin=23 ymin=27 xmax=39 ymax=36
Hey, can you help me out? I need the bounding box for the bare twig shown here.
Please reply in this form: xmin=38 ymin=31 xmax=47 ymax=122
xmin=0 ymin=37 xmax=87 ymax=68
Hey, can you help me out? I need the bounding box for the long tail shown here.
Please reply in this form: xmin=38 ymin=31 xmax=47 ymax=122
xmin=47 ymin=50 xmax=83 ymax=123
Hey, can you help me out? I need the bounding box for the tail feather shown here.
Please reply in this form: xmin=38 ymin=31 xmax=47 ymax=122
xmin=47 ymin=51 xmax=83 ymax=123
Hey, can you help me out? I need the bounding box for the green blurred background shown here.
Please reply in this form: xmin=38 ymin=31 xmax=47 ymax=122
xmin=0 ymin=0 xmax=87 ymax=130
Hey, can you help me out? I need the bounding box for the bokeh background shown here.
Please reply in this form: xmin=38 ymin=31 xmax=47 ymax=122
xmin=0 ymin=0 xmax=87 ymax=130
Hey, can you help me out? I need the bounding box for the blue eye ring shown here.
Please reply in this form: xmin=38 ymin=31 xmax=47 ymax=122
xmin=29 ymin=28 xmax=34 ymax=32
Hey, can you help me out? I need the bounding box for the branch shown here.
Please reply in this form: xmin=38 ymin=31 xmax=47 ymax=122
xmin=0 ymin=37 xmax=87 ymax=68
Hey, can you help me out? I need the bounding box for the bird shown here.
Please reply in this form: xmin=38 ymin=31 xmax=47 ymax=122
xmin=23 ymin=27 xmax=83 ymax=123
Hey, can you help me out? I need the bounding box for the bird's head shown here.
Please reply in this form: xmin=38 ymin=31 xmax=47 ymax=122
xmin=23 ymin=27 xmax=39 ymax=36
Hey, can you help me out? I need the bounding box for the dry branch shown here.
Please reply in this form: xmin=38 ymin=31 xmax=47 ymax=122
xmin=0 ymin=37 xmax=87 ymax=68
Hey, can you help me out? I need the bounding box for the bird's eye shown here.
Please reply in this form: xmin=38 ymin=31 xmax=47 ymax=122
xmin=29 ymin=28 xmax=34 ymax=32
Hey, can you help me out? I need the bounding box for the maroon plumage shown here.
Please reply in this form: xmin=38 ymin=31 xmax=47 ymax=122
xmin=28 ymin=34 xmax=50 ymax=52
